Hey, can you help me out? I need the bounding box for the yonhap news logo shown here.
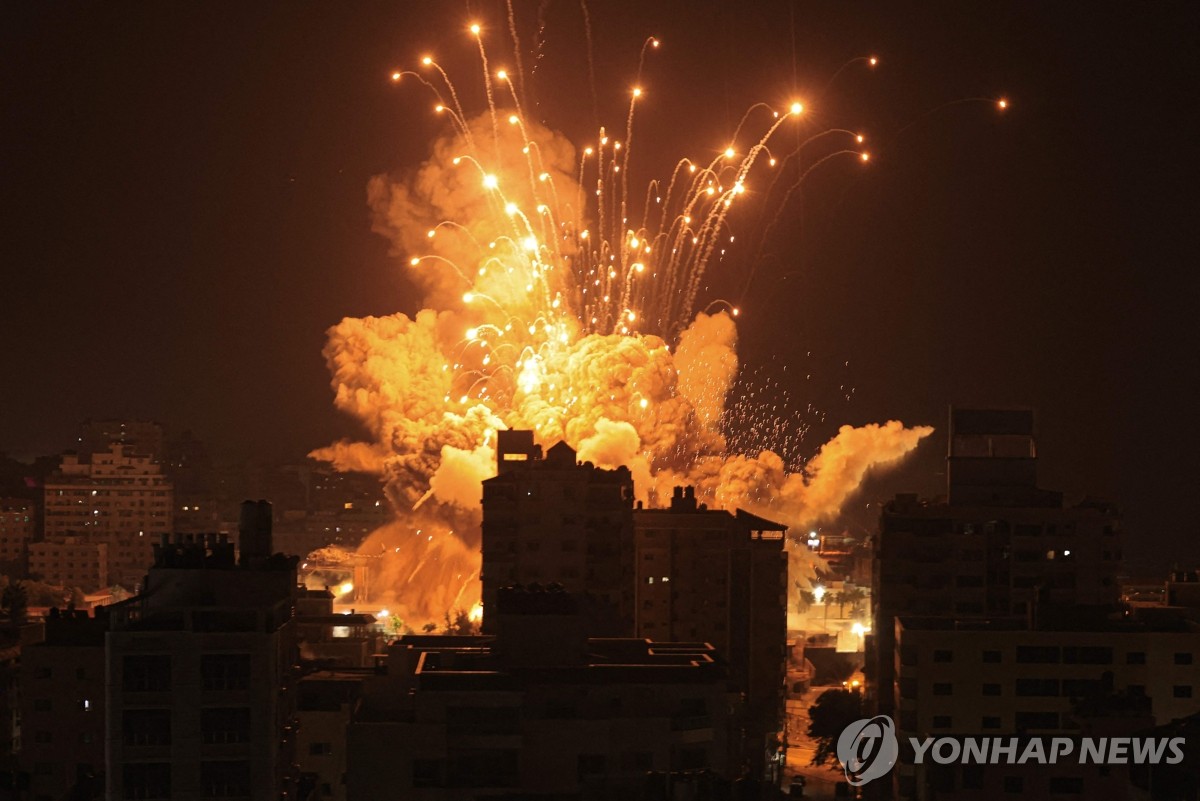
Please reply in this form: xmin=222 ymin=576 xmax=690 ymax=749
xmin=836 ymin=715 xmax=899 ymax=786
xmin=835 ymin=715 xmax=1187 ymax=786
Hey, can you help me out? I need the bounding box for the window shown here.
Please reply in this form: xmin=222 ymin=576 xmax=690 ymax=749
xmin=1174 ymin=685 xmax=1193 ymax=699
xmin=201 ymin=708 xmax=250 ymax=745
xmin=199 ymin=761 xmax=250 ymax=798
xmin=932 ymin=715 xmax=952 ymax=729
xmin=982 ymin=650 xmax=1002 ymax=663
xmin=1003 ymin=776 xmax=1024 ymax=792
xmin=933 ymin=650 xmax=953 ymax=663
xmin=1126 ymin=651 xmax=1146 ymax=665
xmin=123 ymin=709 xmax=172 ymax=746
xmin=1175 ymin=652 xmax=1193 ymax=665
xmin=1062 ymin=679 xmax=1103 ymax=698
xmin=1016 ymin=645 xmax=1059 ymax=664
xmin=123 ymin=655 xmax=171 ymax=692
xmin=309 ymin=742 xmax=333 ymax=756
xmin=1016 ymin=678 xmax=1060 ymax=697
xmin=983 ymin=683 xmax=1001 ymax=696
xmin=1062 ymin=646 xmax=1112 ymax=665
xmin=201 ymin=654 xmax=250 ymax=692
xmin=1048 ymin=776 xmax=1084 ymax=794
xmin=982 ymin=716 xmax=1001 ymax=729
xmin=122 ymin=762 xmax=170 ymax=800
xmin=933 ymin=683 xmax=952 ymax=696
xmin=1127 ymin=684 xmax=1146 ymax=696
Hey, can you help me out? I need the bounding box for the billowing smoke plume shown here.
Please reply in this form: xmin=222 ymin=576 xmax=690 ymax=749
xmin=313 ymin=112 xmax=931 ymax=625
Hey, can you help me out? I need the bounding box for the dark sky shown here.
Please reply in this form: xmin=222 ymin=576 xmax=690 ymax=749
xmin=2 ymin=2 xmax=1197 ymax=569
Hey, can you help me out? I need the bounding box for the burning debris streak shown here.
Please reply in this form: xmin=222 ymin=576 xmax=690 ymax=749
xmin=311 ymin=25 xmax=932 ymax=625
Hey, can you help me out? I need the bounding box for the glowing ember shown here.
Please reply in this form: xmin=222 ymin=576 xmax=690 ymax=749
xmin=311 ymin=24 xmax=932 ymax=627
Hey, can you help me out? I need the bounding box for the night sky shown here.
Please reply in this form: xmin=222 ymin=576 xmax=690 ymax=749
xmin=3 ymin=2 xmax=1197 ymax=569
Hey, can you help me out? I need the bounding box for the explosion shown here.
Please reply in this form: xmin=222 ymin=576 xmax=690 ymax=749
xmin=311 ymin=25 xmax=932 ymax=625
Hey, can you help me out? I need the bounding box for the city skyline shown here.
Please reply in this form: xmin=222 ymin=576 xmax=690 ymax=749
xmin=3 ymin=4 xmax=1196 ymax=559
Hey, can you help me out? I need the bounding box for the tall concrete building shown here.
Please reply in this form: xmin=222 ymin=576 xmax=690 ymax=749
xmin=872 ymin=408 xmax=1122 ymax=716
xmin=480 ymin=431 xmax=789 ymax=776
xmin=633 ymin=487 xmax=789 ymax=746
xmin=480 ymin=431 xmax=635 ymax=634
xmin=104 ymin=500 xmax=299 ymax=801
xmin=43 ymin=443 xmax=174 ymax=588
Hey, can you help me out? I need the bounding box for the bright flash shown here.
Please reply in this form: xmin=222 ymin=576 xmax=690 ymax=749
xmin=508 ymin=114 xmax=518 ymax=124
xmin=409 ymin=257 xmax=420 ymax=266
xmin=790 ymin=101 xmax=803 ymax=115
xmin=497 ymin=70 xmax=508 ymax=81
xmin=338 ymin=582 xmax=354 ymax=596
xmin=724 ymin=147 xmax=735 ymax=158
xmin=465 ymin=328 xmax=478 ymax=340
xmin=482 ymin=174 xmax=498 ymax=189
xmin=639 ymin=398 xmax=649 ymax=409
xmin=632 ymin=87 xmax=642 ymax=98
xmin=421 ymin=56 xmax=432 ymax=66
xmin=504 ymin=202 xmax=518 ymax=215
xmin=470 ymin=23 xmax=481 ymax=35
xmin=462 ymin=292 xmax=474 ymax=303
xmin=860 ymin=152 xmax=870 ymax=162
xmin=856 ymin=134 xmax=864 ymax=143
xmin=869 ymin=56 xmax=878 ymax=66
xmin=998 ymin=98 xmax=1008 ymax=110
xmin=391 ymin=72 xmax=401 ymax=82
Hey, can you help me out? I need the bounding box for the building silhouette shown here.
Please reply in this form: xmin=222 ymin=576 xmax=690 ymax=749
xmin=103 ymin=500 xmax=299 ymax=801
xmin=480 ymin=431 xmax=635 ymax=634
xmin=870 ymin=408 xmax=1156 ymax=800
xmin=346 ymin=584 xmax=737 ymax=800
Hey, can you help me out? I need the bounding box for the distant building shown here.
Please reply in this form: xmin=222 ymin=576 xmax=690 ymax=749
xmin=75 ymin=418 xmax=164 ymax=460
xmin=0 ymin=497 xmax=35 ymax=575
xmin=633 ymin=487 xmax=789 ymax=753
xmin=480 ymin=432 xmax=636 ymax=634
xmin=20 ymin=610 xmax=107 ymax=800
xmin=103 ymin=500 xmax=299 ymax=801
xmin=26 ymin=536 xmax=107 ymax=591
xmin=345 ymin=585 xmax=738 ymax=800
xmin=43 ymin=443 xmax=174 ymax=588
xmin=872 ymin=408 xmax=1122 ymax=717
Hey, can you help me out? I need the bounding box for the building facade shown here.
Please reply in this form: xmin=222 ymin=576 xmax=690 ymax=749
xmin=43 ymin=443 xmax=174 ymax=588
xmin=872 ymin=409 xmax=1122 ymax=717
xmin=103 ymin=501 xmax=299 ymax=801
xmin=26 ymin=537 xmax=108 ymax=591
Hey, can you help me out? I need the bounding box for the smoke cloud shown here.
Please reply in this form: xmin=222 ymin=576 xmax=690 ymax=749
xmin=312 ymin=112 xmax=932 ymax=625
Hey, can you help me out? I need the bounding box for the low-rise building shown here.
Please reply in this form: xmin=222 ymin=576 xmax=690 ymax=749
xmin=26 ymin=537 xmax=107 ymax=591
